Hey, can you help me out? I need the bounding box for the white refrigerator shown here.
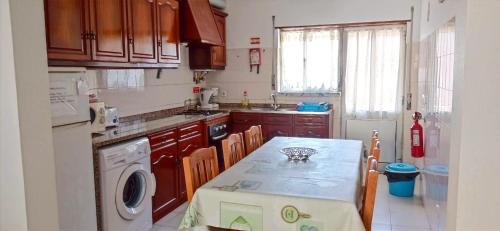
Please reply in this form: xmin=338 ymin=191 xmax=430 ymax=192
xmin=49 ymin=68 xmax=97 ymax=231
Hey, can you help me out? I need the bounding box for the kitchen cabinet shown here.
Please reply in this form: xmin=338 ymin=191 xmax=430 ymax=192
xmin=127 ymin=0 xmax=157 ymax=63
xmin=150 ymin=131 xmax=178 ymax=222
xmin=231 ymin=112 xmax=331 ymax=140
xmin=44 ymin=0 xmax=92 ymax=61
xmin=44 ymin=0 xmax=181 ymax=68
xmin=177 ymin=123 xmax=203 ymax=201
xmin=188 ymin=7 xmax=227 ymax=70
xmin=90 ymin=0 xmax=129 ymax=62
xmin=157 ymin=0 xmax=181 ymax=64
xmin=148 ymin=121 xmax=204 ymax=222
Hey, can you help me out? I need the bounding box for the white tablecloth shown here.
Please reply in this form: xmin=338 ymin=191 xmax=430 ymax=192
xmin=179 ymin=137 xmax=365 ymax=231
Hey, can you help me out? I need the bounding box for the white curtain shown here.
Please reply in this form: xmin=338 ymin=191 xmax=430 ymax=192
xmin=344 ymin=25 xmax=405 ymax=119
xmin=278 ymin=28 xmax=339 ymax=93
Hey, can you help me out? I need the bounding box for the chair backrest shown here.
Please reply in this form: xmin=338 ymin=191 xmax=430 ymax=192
xmin=222 ymin=133 xmax=246 ymax=170
xmin=369 ymin=130 xmax=379 ymax=156
xmin=372 ymin=140 xmax=381 ymax=161
xmin=182 ymin=146 xmax=219 ymax=202
xmin=361 ymin=158 xmax=378 ymax=231
xmin=244 ymin=125 xmax=263 ymax=154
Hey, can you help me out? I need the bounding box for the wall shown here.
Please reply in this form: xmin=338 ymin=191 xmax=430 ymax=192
xmin=5 ymin=0 xmax=60 ymax=230
xmin=419 ymin=0 xmax=500 ymax=230
xmin=89 ymin=47 xmax=202 ymax=117
xmin=451 ymin=0 xmax=500 ymax=230
xmin=207 ymin=0 xmax=420 ymax=141
xmin=0 ymin=0 xmax=28 ymax=229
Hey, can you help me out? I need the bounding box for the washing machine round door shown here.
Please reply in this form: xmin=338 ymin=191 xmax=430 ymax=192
xmin=115 ymin=163 xmax=151 ymax=220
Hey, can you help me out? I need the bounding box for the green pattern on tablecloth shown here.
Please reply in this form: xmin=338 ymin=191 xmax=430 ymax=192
xmin=179 ymin=198 xmax=202 ymax=228
xmin=297 ymin=219 xmax=324 ymax=231
xmin=220 ymin=202 xmax=263 ymax=231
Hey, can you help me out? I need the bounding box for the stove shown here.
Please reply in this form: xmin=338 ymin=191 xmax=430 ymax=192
xmin=178 ymin=110 xmax=224 ymax=117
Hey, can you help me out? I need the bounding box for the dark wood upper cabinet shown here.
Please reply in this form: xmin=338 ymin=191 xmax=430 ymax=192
xmin=157 ymin=0 xmax=181 ymax=64
xmin=44 ymin=0 xmax=92 ymax=61
xmin=127 ymin=0 xmax=158 ymax=63
xmin=89 ymin=0 xmax=128 ymax=62
xmin=187 ymin=7 xmax=227 ymax=70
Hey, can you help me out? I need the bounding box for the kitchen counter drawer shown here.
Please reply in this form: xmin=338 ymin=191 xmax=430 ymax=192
xmin=294 ymin=115 xmax=329 ymax=125
xmin=232 ymin=112 xmax=262 ymax=124
xmin=294 ymin=125 xmax=329 ymax=138
xmin=262 ymin=114 xmax=293 ymax=125
xmin=149 ymin=129 xmax=177 ymax=150
xmin=178 ymin=133 xmax=204 ymax=157
xmin=178 ymin=121 xmax=202 ymax=139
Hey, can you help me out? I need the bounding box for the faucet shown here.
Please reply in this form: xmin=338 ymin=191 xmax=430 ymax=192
xmin=270 ymin=93 xmax=280 ymax=111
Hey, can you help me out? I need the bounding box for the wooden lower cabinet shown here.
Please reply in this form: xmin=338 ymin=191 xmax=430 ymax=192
xmin=148 ymin=122 xmax=204 ymax=222
xmin=263 ymin=125 xmax=293 ymax=142
xmin=231 ymin=112 xmax=331 ymax=141
xmin=151 ymin=141 xmax=178 ymax=222
xmin=294 ymin=125 xmax=328 ymax=138
xmin=177 ymin=133 xmax=203 ymax=201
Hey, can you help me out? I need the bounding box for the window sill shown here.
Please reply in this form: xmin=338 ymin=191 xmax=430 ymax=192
xmin=277 ymin=92 xmax=342 ymax=97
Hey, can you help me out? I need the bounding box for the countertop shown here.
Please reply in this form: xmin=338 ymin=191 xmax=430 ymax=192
xmin=92 ymin=107 xmax=333 ymax=148
xmin=224 ymin=107 xmax=333 ymax=115
xmin=92 ymin=113 xmax=229 ymax=148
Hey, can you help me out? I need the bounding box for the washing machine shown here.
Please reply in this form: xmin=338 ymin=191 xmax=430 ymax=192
xmin=99 ymin=137 xmax=156 ymax=231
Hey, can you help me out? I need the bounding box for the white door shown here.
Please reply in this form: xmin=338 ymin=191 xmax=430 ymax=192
xmin=341 ymin=25 xmax=407 ymax=163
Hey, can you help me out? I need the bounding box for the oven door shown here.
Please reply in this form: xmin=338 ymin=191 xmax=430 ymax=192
xmin=209 ymin=131 xmax=228 ymax=170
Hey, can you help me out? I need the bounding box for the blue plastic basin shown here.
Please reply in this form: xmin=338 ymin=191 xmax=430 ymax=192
xmin=384 ymin=163 xmax=420 ymax=197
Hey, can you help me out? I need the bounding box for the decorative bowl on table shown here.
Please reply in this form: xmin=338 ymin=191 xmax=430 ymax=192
xmin=280 ymin=147 xmax=317 ymax=161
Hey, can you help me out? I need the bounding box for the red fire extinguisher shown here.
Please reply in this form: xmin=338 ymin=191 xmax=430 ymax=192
xmin=411 ymin=112 xmax=425 ymax=158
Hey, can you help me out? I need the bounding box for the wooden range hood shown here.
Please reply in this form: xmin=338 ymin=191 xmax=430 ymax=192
xmin=180 ymin=0 xmax=223 ymax=46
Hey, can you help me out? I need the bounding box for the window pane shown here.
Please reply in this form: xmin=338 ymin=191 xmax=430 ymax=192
xmin=278 ymin=28 xmax=339 ymax=93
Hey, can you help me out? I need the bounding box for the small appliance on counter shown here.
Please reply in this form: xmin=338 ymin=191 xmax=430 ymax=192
xmin=105 ymin=106 xmax=119 ymax=127
xmin=200 ymin=87 xmax=219 ymax=109
xmin=90 ymin=102 xmax=106 ymax=133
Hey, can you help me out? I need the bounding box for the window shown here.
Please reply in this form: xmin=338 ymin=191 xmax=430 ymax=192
xmin=344 ymin=25 xmax=406 ymax=119
xmin=277 ymin=27 xmax=340 ymax=93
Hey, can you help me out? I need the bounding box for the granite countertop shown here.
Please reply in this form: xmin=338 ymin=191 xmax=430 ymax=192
xmin=92 ymin=106 xmax=333 ymax=148
xmin=218 ymin=106 xmax=333 ymax=115
xmin=92 ymin=113 xmax=230 ymax=148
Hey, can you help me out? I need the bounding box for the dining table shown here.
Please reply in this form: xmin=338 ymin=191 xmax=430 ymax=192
xmin=178 ymin=137 xmax=365 ymax=231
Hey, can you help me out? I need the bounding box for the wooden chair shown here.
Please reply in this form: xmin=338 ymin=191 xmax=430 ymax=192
xmin=244 ymin=125 xmax=263 ymax=154
xmin=182 ymin=146 xmax=219 ymax=202
xmin=369 ymin=130 xmax=379 ymax=156
xmin=361 ymin=158 xmax=379 ymax=231
xmin=222 ymin=133 xmax=246 ymax=170
xmin=372 ymin=140 xmax=381 ymax=161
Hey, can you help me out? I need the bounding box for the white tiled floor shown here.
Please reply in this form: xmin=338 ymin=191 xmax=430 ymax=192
xmin=150 ymin=203 xmax=188 ymax=231
xmin=151 ymin=175 xmax=430 ymax=231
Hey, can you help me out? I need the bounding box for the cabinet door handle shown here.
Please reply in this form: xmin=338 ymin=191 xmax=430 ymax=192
xmin=128 ymin=38 xmax=133 ymax=44
xmin=152 ymin=155 xmax=174 ymax=165
xmin=157 ymin=40 xmax=162 ymax=47
xmin=181 ymin=144 xmax=193 ymax=153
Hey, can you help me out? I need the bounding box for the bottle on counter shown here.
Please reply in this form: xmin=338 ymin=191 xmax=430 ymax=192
xmin=241 ymin=91 xmax=249 ymax=108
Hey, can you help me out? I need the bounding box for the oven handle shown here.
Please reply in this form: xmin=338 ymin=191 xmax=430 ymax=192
xmin=211 ymin=132 xmax=228 ymax=141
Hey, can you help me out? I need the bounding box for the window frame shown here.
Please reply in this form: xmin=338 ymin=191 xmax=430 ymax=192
xmin=276 ymin=26 xmax=342 ymax=95
xmin=273 ymin=21 xmax=408 ymax=96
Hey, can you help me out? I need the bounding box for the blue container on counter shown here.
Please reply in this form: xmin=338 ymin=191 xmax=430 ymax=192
xmin=296 ymin=102 xmax=329 ymax=112
xmin=384 ymin=163 xmax=420 ymax=197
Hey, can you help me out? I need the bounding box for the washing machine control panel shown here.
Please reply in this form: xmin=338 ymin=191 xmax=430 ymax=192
xmin=99 ymin=138 xmax=151 ymax=170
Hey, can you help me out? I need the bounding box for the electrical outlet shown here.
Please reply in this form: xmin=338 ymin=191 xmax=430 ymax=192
xmin=221 ymin=90 xmax=227 ymax=97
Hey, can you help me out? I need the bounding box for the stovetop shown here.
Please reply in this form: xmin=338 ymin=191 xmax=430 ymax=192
xmin=177 ymin=110 xmax=225 ymax=117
